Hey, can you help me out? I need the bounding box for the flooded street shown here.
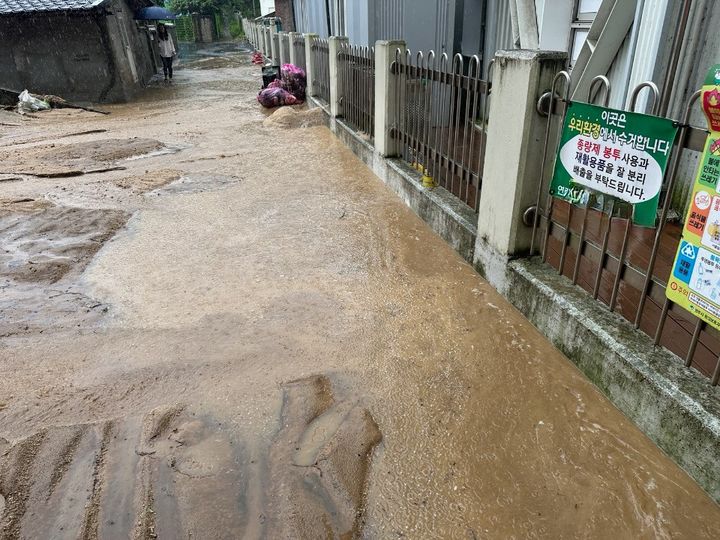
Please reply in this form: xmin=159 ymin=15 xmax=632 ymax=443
xmin=1 ymin=44 xmax=718 ymax=538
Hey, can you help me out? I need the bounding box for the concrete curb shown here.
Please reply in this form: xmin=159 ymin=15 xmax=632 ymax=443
xmin=482 ymin=249 xmax=720 ymax=503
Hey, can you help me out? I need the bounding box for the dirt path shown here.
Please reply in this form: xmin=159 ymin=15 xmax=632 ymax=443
xmin=0 ymin=43 xmax=718 ymax=539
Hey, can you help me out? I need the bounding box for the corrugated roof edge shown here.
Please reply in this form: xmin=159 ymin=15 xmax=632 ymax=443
xmin=0 ymin=0 xmax=109 ymax=15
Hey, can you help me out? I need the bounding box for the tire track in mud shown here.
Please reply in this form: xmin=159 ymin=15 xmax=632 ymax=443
xmin=46 ymin=425 xmax=87 ymax=500
xmin=0 ymin=376 xmax=382 ymax=539
xmin=0 ymin=432 xmax=45 ymax=539
xmin=80 ymin=421 xmax=114 ymax=540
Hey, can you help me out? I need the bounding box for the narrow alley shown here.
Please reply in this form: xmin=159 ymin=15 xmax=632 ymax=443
xmin=0 ymin=44 xmax=718 ymax=538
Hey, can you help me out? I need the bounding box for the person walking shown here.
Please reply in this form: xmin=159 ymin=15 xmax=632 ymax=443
xmin=157 ymin=23 xmax=176 ymax=83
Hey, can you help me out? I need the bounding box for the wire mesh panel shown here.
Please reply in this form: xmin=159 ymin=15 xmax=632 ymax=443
xmin=391 ymin=50 xmax=491 ymax=212
xmin=531 ymin=75 xmax=720 ymax=385
xmin=293 ymin=36 xmax=307 ymax=71
xmin=338 ymin=44 xmax=375 ymax=142
xmin=311 ymin=38 xmax=331 ymax=105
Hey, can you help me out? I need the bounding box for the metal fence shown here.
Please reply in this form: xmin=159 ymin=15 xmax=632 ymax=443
xmin=391 ymin=50 xmax=492 ymax=212
xmin=338 ymin=45 xmax=375 ymax=141
xmin=311 ymin=38 xmax=331 ymax=105
xmin=292 ymin=35 xmax=306 ymax=71
xmin=531 ymin=72 xmax=720 ymax=385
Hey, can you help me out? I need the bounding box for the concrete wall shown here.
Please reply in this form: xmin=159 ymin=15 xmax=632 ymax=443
xmin=0 ymin=0 xmax=154 ymax=103
xmin=104 ymin=0 xmax=155 ymax=99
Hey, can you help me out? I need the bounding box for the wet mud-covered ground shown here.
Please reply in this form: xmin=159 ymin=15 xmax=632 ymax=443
xmin=0 ymin=44 xmax=719 ymax=538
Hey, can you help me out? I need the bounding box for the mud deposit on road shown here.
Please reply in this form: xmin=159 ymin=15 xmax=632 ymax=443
xmin=0 ymin=377 xmax=380 ymax=539
xmin=0 ymin=202 xmax=127 ymax=284
xmin=0 ymin=138 xmax=163 ymax=177
xmin=263 ymin=106 xmax=327 ymax=129
xmin=1 ymin=44 xmax=719 ymax=539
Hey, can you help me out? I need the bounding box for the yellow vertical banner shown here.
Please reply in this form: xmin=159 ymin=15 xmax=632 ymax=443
xmin=666 ymin=65 xmax=720 ymax=330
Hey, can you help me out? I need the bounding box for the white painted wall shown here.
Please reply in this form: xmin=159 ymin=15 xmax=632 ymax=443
xmin=261 ymin=0 xmax=275 ymax=17
xmin=535 ymin=0 xmax=575 ymax=52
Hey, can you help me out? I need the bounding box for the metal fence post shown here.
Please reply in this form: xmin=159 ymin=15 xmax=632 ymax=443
xmin=374 ymin=40 xmax=406 ymax=157
xmin=474 ymin=50 xmax=567 ymax=273
xmin=304 ymin=33 xmax=318 ymax=97
xmin=288 ymin=32 xmax=300 ymax=65
xmin=328 ymin=36 xmax=349 ymax=118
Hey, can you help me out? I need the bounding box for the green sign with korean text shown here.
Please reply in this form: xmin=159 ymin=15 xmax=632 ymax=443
xmin=549 ymin=102 xmax=679 ymax=227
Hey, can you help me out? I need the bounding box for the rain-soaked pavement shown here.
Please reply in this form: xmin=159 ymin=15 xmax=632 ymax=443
xmin=0 ymin=43 xmax=719 ymax=539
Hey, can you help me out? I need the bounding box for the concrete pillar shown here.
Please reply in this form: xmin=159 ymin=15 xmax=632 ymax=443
xmin=278 ymin=32 xmax=288 ymax=66
xmin=328 ymin=36 xmax=349 ymax=117
xmin=373 ymin=40 xmax=406 ymax=157
xmin=474 ymin=50 xmax=567 ymax=282
xmin=304 ymin=33 xmax=319 ymax=97
xmin=288 ymin=32 xmax=301 ymax=65
xmin=270 ymin=28 xmax=278 ymax=64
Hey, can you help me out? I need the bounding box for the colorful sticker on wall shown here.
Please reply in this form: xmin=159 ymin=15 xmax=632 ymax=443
xmin=549 ymin=101 xmax=679 ymax=227
xmin=667 ymin=64 xmax=720 ymax=331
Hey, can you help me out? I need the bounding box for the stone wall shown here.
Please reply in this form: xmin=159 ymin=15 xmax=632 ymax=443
xmin=0 ymin=1 xmax=154 ymax=103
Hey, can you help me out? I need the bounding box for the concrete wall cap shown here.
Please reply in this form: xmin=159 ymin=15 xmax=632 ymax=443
xmin=494 ymin=49 xmax=568 ymax=62
xmin=375 ymin=40 xmax=406 ymax=47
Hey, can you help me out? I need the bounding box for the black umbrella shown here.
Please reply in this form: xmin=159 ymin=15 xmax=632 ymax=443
xmin=134 ymin=6 xmax=179 ymax=20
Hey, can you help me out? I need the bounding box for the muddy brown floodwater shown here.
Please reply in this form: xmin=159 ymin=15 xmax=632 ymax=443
xmin=0 ymin=44 xmax=718 ymax=539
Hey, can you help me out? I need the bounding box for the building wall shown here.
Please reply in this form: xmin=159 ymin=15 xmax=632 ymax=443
xmin=275 ymin=0 xmax=295 ymax=31
xmin=346 ymin=0 xmax=371 ymax=46
xmin=0 ymin=1 xmax=154 ymax=103
xmin=292 ymin=0 xmax=329 ymax=37
xmin=104 ymin=0 xmax=155 ymax=99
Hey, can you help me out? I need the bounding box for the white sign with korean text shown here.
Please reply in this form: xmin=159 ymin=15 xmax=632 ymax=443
xmin=558 ymin=134 xmax=664 ymax=204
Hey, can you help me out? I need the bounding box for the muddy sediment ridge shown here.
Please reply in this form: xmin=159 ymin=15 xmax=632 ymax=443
xmin=0 ymin=197 xmax=128 ymax=337
xmin=0 ymin=376 xmax=381 ymax=538
xmin=0 ymin=138 xmax=165 ymax=178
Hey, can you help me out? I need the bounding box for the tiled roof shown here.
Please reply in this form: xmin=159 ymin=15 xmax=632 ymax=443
xmin=0 ymin=0 xmax=107 ymax=14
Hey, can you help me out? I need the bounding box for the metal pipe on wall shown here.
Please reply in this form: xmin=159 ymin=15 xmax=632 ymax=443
xmin=658 ymin=0 xmax=692 ymax=117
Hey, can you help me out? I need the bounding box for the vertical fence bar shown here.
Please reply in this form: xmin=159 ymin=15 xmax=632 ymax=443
xmin=476 ymin=59 xmax=493 ymax=213
xmin=433 ymin=53 xmax=448 ymax=189
xmin=450 ymin=55 xmax=464 ymax=196
xmin=572 ymin=75 xmax=610 ymax=285
xmin=464 ymin=56 xmax=481 ymax=206
xmin=534 ymin=71 xmax=570 ymax=258
xmin=592 ymin=199 xmax=615 ymax=299
xmin=608 ymin=82 xmax=660 ymax=311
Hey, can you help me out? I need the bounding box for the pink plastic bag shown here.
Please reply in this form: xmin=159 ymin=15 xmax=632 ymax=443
xmin=257 ymin=87 xmax=299 ymax=108
xmin=280 ymin=63 xmax=307 ymax=102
